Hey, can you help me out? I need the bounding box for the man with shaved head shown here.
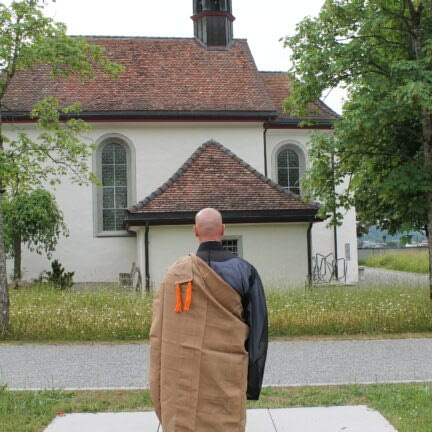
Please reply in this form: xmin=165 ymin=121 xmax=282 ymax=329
xmin=150 ymin=208 xmax=268 ymax=432
xmin=193 ymin=207 xmax=224 ymax=240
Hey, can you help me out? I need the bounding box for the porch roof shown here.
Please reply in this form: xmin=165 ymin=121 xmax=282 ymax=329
xmin=125 ymin=141 xmax=321 ymax=227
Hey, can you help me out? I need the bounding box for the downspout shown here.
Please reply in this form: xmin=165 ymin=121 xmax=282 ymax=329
xmin=307 ymin=218 xmax=314 ymax=287
xmin=333 ymin=217 xmax=339 ymax=280
xmin=331 ymin=154 xmax=339 ymax=280
xmin=145 ymin=222 xmax=150 ymax=292
xmin=263 ymin=126 xmax=268 ymax=177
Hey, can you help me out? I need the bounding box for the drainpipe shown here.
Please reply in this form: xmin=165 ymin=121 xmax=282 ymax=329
xmin=307 ymin=218 xmax=314 ymax=287
xmin=263 ymin=126 xmax=268 ymax=177
xmin=145 ymin=222 xmax=150 ymax=292
xmin=331 ymin=154 xmax=339 ymax=280
xmin=333 ymin=218 xmax=339 ymax=280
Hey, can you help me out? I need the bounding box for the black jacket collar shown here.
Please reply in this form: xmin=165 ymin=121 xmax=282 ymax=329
xmin=197 ymin=241 xmax=224 ymax=252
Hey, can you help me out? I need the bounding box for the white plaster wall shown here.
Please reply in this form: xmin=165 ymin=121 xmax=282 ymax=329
xmin=15 ymin=178 xmax=136 ymax=282
xmin=4 ymin=121 xmax=357 ymax=284
xmin=145 ymin=223 xmax=309 ymax=289
xmin=89 ymin=122 xmax=265 ymax=202
xmin=311 ymin=209 xmax=358 ymax=284
xmin=5 ymin=121 xmax=265 ymax=282
xmin=266 ymin=128 xmax=358 ymax=283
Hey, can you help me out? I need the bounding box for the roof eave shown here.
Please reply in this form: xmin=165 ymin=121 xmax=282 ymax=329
xmin=124 ymin=209 xmax=322 ymax=228
xmin=265 ymin=118 xmax=336 ymax=129
xmin=2 ymin=110 xmax=278 ymax=122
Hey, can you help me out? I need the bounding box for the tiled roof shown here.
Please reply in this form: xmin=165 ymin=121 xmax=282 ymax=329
xmin=128 ymin=141 xmax=319 ymax=218
xmin=260 ymin=72 xmax=339 ymax=120
xmin=4 ymin=37 xmax=276 ymax=116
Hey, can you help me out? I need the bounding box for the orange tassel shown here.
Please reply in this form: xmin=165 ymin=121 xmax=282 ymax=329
xmin=184 ymin=281 xmax=192 ymax=311
xmin=174 ymin=283 xmax=183 ymax=313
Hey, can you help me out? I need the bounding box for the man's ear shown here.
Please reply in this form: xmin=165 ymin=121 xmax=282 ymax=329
xmin=221 ymin=224 xmax=225 ymax=237
xmin=193 ymin=225 xmax=199 ymax=238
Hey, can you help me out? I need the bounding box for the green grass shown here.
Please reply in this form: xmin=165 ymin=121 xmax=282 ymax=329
xmin=267 ymin=284 xmax=432 ymax=337
xmin=359 ymin=249 xmax=429 ymax=273
xmin=1 ymin=282 xmax=432 ymax=341
xmin=4 ymin=285 xmax=153 ymax=341
xmin=1 ymin=383 xmax=431 ymax=432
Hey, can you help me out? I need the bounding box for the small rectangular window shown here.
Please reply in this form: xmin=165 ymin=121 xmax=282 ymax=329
xmin=222 ymin=237 xmax=242 ymax=257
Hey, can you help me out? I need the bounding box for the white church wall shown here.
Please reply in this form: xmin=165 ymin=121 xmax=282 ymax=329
xmin=225 ymin=223 xmax=309 ymax=288
xmin=5 ymin=121 xmax=357 ymax=285
xmin=90 ymin=121 xmax=265 ymax=203
xmin=266 ymin=128 xmax=359 ymax=284
xmin=6 ymin=121 xmax=266 ymax=283
xmin=143 ymin=223 xmax=309 ymax=289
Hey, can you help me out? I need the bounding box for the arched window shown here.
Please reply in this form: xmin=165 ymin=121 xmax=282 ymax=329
xmin=94 ymin=136 xmax=135 ymax=235
xmin=101 ymin=143 xmax=128 ymax=231
xmin=277 ymin=148 xmax=301 ymax=195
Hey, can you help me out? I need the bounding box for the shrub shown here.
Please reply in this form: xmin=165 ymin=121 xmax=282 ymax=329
xmin=45 ymin=260 xmax=74 ymax=290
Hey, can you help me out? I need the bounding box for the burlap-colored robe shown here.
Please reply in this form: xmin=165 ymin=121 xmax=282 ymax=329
xmin=150 ymin=254 xmax=249 ymax=432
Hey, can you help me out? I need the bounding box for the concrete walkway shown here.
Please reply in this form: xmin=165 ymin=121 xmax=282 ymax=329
xmin=45 ymin=406 xmax=398 ymax=432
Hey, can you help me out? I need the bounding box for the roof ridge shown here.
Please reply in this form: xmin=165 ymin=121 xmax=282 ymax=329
xmin=259 ymin=70 xmax=288 ymax=74
xmin=130 ymin=140 xmax=318 ymax=212
xmin=82 ymin=35 xmax=195 ymax=40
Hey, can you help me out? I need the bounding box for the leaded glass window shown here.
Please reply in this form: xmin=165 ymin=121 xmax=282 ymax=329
xmin=222 ymin=239 xmax=239 ymax=256
xmin=277 ymin=148 xmax=300 ymax=195
xmin=101 ymin=143 xmax=128 ymax=231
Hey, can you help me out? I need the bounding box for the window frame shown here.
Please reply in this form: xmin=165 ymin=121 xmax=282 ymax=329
xmin=273 ymin=142 xmax=307 ymax=196
xmin=93 ymin=134 xmax=136 ymax=237
xmin=222 ymin=236 xmax=243 ymax=257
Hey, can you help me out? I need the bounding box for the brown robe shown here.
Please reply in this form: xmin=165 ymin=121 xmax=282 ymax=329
xmin=150 ymin=254 xmax=249 ymax=432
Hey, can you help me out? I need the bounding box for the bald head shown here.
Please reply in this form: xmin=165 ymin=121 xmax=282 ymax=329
xmin=193 ymin=208 xmax=225 ymax=243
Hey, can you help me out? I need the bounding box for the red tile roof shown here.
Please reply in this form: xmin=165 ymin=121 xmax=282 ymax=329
xmin=127 ymin=141 xmax=319 ymax=224
xmin=260 ymin=72 xmax=339 ymax=120
xmin=4 ymin=37 xmax=276 ymax=116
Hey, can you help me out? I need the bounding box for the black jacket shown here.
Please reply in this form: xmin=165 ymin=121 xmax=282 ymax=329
xmin=196 ymin=241 xmax=268 ymax=400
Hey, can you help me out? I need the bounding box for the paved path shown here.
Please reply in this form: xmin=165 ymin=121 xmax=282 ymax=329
xmin=1 ymin=338 xmax=431 ymax=390
xmin=361 ymin=266 xmax=428 ymax=286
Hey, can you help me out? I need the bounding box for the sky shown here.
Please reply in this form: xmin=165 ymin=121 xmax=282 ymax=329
xmin=33 ymin=0 xmax=345 ymax=112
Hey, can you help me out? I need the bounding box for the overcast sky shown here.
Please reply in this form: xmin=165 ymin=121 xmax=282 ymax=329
xmin=25 ymin=0 xmax=345 ymax=112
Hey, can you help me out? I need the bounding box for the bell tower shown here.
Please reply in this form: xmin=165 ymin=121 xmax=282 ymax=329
xmin=192 ymin=0 xmax=235 ymax=48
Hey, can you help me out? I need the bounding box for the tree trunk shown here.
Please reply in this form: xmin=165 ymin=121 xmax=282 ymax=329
xmin=410 ymin=2 xmax=432 ymax=301
xmin=13 ymin=234 xmax=21 ymax=283
xmin=0 ymin=106 xmax=9 ymax=333
xmin=426 ymin=196 xmax=432 ymax=302
xmin=421 ymin=107 xmax=432 ymax=301
xmin=0 ymin=192 xmax=10 ymax=334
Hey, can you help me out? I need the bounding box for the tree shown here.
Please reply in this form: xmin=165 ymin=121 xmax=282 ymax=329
xmin=283 ymin=0 xmax=432 ymax=298
xmin=0 ymin=0 xmax=123 ymax=334
xmin=3 ymin=189 xmax=67 ymax=282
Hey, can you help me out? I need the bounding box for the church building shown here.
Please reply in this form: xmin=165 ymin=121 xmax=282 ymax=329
xmin=4 ymin=0 xmax=358 ymax=288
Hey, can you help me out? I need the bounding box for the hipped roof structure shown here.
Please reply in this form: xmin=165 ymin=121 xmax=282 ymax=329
xmin=125 ymin=141 xmax=321 ymax=227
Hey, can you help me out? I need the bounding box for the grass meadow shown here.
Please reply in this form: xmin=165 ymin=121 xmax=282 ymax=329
xmin=359 ymin=248 xmax=429 ymax=274
xmin=2 ymin=280 xmax=431 ymax=341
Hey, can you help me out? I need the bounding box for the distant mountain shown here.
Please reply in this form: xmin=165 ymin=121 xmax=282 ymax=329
xmin=360 ymin=226 xmax=427 ymax=243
